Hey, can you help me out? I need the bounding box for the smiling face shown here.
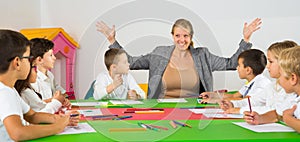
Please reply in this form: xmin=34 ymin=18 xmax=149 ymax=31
xmin=266 ymin=51 xmax=281 ymax=78
xmin=172 ymin=27 xmax=192 ymax=51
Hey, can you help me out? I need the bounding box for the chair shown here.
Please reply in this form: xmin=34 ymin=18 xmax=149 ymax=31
xmin=138 ymin=83 xmax=148 ymax=98
xmin=84 ymin=80 xmax=96 ymax=100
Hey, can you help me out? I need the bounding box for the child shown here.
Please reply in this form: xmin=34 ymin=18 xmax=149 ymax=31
xmin=245 ymin=46 xmax=300 ymax=132
xmin=14 ymin=57 xmax=70 ymax=114
xmin=244 ymin=41 xmax=298 ymax=125
xmin=218 ymin=49 xmax=271 ymax=113
xmin=93 ymin=48 xmax=145 ymax=100
xmin=30 ymin=38 xmax=66 ymax=102
xmin=0 ymin=29 xmax=77 ymax=141
xmin=277 ymin=46 xmax=300 ymax=132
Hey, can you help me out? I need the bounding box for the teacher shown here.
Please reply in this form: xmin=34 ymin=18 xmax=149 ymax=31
xmin=96 ymin=18 xmax=261 ymax=99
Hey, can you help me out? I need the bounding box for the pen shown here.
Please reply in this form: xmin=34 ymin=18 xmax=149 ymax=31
xmin=247 ymin=96 xmax=252 ymax=113
xmin=70 ymin=114 xmax=80 ymax=117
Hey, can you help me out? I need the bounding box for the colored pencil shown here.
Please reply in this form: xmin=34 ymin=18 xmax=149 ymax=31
xmin=247 ymin=96 xmax=252 ymax=113
xmin=169 ymin=120 xmax=177 ymax=128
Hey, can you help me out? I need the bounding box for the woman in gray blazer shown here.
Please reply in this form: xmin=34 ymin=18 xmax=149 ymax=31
xmin=96 ymin=18 xmax=261 ymax=99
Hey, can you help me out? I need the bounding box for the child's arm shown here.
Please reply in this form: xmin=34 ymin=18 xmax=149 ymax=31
xmin=127 ymin=90 xmax=140 ymax=100
xmin=106 ymin=74 xmax=123 ymax=94
xmin=127 ymin=73 xmax=146 ymax=99
xmin=283 ymin=105 xmax=300 ymax=133
xmin=225 ymin=92 xmax=243 ymax=99
xmin=3 ymin=109 xmax=69 ymax=141
xmin=94 ymin=73 xmax=123 ymax=100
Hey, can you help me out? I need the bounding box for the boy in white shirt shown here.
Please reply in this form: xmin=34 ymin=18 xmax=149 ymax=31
xmin=217 ymin=49 xmax=271 ymax=113
xmin=0 ymin=30 xmax=77 ymax=141
xmin=30 ymin=38 xmax=66 ymax=102
xmin=93 ymin=48 xmax=145 ymax=100
xmin=245 ymin=46 xmax=300 ymax=133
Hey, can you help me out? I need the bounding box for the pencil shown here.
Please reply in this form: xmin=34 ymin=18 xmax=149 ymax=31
xmin=247 ymin=96 xmax=252 ymax=113
xmin=169 ymin=120 xmax=177 ymax=128
xmin=109 ymin=128 xmax=147 ymax=132
xmin=148 ymin=124 xmax=169 ymax=130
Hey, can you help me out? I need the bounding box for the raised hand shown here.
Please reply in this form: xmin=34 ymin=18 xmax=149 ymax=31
xmin=96 ymin=21 xmax=116 ymax=44
xmin=243 ymin=18 xmax=262 ymax=42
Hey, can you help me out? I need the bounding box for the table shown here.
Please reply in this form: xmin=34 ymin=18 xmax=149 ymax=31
xmin=28 ymin=98 xmax=300 ymax=142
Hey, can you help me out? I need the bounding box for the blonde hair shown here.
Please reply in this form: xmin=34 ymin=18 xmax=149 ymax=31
xmin=171 ymin=19 xmax=194 ymax=47
xmin=267 ymin=40 xmax=297 ymax=59
xmin=278 ymin=46 xmax=300 ymax=79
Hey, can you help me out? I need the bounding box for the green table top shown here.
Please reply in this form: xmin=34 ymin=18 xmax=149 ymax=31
xmin=28 ymin=120 xmax=300 ymax=142
xmin=27 ymin=98 xmax=300 ymax=141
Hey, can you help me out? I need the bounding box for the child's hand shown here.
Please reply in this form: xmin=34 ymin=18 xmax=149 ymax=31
xmin=244 ymin=111 xmax=260 ymax=125
xmin=62 ymin=99 xmax=72 ymax=110
xmin=127 ymin=90 xmax=139 ymax=100
xmin=54 ymin=113 xmax=70 ymax=130
xmin=283 ymin=105 xmax=297 ymax=122
xmin=112 ymin=74 xmax=123 ymax=89
xmin=218 ymin=100 xmax=233 ymax=111
xmin=66 ymin=110 xmax=80 ymax=126
xmin=199 ymin=92 xmax=212 ymax=99
xmin=199 ymin=92 xmax=224 ymax=104
xmin=53 ymin=91 xmax=65 ymax=104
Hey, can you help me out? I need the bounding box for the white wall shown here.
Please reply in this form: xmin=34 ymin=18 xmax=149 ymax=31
xmin=1 ymin=0 xmax=299 ymax=99
xmin=41 ymin=0 xmax=300 ymax=99
xmin=0 ymin=0 xmax=41 ymax=30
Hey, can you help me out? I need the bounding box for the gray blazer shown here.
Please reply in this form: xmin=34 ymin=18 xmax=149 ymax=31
xmin=109 ymin=40 xmax=252 ymax=98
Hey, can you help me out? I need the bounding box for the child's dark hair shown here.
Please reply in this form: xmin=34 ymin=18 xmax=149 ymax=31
xmin=30 ymin=38 xmax=54 ymax=59
xmin=238 ymin=49 xmax=267 ymax=75
xmin=104 ymin=48 xmax=126 ymax=70
xmin=14 ymin=64 xmax=42 ymax=99
xmin=0 ymin=30 xmax=30 ymax=74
